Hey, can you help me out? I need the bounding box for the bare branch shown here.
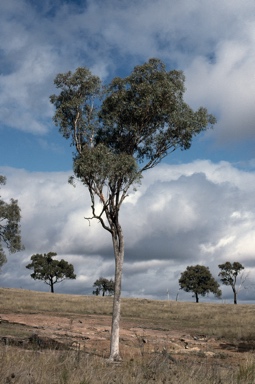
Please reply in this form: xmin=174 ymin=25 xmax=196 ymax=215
xmin=85 ymin=186 xmax=112 ymax=234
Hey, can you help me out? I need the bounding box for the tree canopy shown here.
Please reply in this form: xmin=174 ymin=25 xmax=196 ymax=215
xmin=218 ymin=261 xmax=245 ymax=304
xmin=179 ymin=265 xmax=221 ymax=303
xmin=93 ymin=277 xmax=115 ymax=296
xmin=26 ymin=252 xmax=76 ymax=293
xmin=51 ymin=58 xmax=216 ymax=361
xmin=0 ymin=175 xmax=23 ymax=269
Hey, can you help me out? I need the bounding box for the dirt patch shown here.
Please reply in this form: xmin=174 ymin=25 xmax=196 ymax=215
xmin=0 ymin=312 xmax=248 ymax=367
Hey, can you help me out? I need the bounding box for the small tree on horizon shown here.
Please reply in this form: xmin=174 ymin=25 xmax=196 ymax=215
xmin=93 ymin=277 xmax=115 ymax=296
xmin=179 ymin=265 xmax=222 ymax=303
xmin=218 ymin=261 xmax=245 ymax=304
xmin=0 ymin=175 xmax=24 ymax=270
xmin=26 ymin=252 xmax=76 ymax=293
xmin=50 ymin=58 xmax=216 ymax=361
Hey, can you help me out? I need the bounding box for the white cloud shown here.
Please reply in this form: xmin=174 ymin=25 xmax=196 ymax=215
xmin=1 ymin=161 xmax=255 ymax=301
xmin=185 ymin=38 xmax=255 ymax=143
xmin=0 ymin=0 xmax=255 ymax=148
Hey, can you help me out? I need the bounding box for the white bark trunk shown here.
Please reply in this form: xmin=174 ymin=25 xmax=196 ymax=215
xmin=109 ymin=227 xmax=124 ymax=361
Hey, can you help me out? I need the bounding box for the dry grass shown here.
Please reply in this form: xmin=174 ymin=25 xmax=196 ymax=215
xmin=0 ymin=345 xmax=241 ymax=384
xmin=124 ymin=298 xmax=255 ymax=342
xmin=0 ymin=288 xmax=113 ymax=316
xmin=1 ymin=288 xmax=255 ymax=383
xmin=1 ymin=288 xmax=255 ymax=341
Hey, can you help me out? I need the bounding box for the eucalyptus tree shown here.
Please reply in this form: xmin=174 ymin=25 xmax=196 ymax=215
xmin=179 ymin=265 xmax=222 ymax=303
xmin=50 ymin=58 xmax=216 ymax=361
xmin=0 ymin=175 xmax=23 ymax=268
xmin=93 ymin=277 xmax=115 ymax=296
xmin=218 ymin=261 xmax=245 ymax=304
xmin=26 ymin=252 xmax=76 ymax=293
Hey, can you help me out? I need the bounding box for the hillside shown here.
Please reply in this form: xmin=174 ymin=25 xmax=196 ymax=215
xmin=1 ymin=288 xmax=255 ymax=383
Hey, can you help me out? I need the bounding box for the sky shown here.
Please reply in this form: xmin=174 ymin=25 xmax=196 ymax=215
xmin=0 ymin=0 xmax=255 ymax=303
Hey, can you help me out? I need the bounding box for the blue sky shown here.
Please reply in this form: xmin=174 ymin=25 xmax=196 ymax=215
xmin=0 ymin=0 xmax=255 ymax=302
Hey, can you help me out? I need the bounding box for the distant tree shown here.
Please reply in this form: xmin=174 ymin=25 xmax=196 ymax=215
xmin=50 ymin=58 xmax=216 ymax=361
xmin=218 ymin=262 xmax=245 ymax=304
xmin=93 ymin=277 xmax=115 ymax=296
xmin=179 ymin=265 xmax=221 ymax=303
xmin=0 ymin=175 xmax=24 ymax=269
xmin=26 ymin=252 xmax=76 ymax=293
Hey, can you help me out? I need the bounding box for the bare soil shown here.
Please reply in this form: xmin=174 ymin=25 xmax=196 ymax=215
xmin=1 ymin=312 xmax=253 ymax=368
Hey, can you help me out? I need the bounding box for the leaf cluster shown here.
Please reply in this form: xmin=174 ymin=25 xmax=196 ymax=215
xmin=50 ymin=58 xmax=216 ymax=193
xmin=179 ymin=265 xmax=221 ymax=299
xmin=50 ymin=67 xmax=101 ymax=149
xmin=26 ymin=252 xmax=76 ymax=287
xmin=218 ymin=261 xmax=244 ymax=288
xmin=93 ymin=277 xmax=115 ymax=296
xmin=98 ymin=58 xmax=216 ymax=170
xmin=73 ymin=143 xmax=141 ymax=197
xmin=0 ymin=176 xmax=23 ymax=267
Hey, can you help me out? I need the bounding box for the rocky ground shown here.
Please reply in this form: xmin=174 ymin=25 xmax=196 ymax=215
xmin=0 ymin=312 xmax=254 ymax=367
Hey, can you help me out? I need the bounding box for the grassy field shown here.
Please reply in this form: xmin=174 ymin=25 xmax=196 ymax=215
xmin=1 ymin=287 xmax=255 ymax=383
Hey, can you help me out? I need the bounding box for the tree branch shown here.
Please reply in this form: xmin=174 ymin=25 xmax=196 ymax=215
xmin=85 ymin=186 xmax=112 ymax=234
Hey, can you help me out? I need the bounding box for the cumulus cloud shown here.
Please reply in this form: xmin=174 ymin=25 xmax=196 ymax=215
xmin=1 ymin=161 xmax=254 ymax=302
xmin=1 ymin=0 xmax=255 ymax=150
xmin=185 ymin=39 xmax=255 ymax=144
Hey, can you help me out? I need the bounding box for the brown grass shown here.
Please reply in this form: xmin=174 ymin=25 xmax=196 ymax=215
xmin=1 ymin=288 xmax=255 ymax=383
xmin=0 ymin=346 xmax=240 ymax=384
xmin=1 ymin=288 xmax=255 ymax=340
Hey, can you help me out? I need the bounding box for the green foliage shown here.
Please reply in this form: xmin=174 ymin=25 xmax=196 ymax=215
xmin=50 ymin=57 xmax=216 ymax=232
xmin=26 ymin=252 xmax=76 ymax=293
xmin=218 ymin=261 xmax=245 ymax=304
xmin=73 ymin=144 xmax=141 ymax=200
xmin=0 ymin=175 xmax=24 ymax=268
xmin=179 ymin=265 xmax=222 ymax=303
xmin=50 ymin=67 xmax=101 ymax=149
xmin=93 ymin=277 xmax=115 ymax=296
xmin=218 ymin=261 xmax=244 ymax=287
xmin=98 ymin=58 xmax=216 ymax=169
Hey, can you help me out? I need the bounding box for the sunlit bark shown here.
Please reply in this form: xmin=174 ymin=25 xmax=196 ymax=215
xmin=109 ymin=227 xmax=124 ymax=361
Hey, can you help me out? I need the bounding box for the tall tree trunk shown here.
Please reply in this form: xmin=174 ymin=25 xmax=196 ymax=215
xmin=50 ymin=278 xmax=54 ymax=293
xmin=195 ymin=292 xmax=199 ymax=303
xmin=109 ymin=226 xmax=124 ymax=361
xmin=233 ymin=288 xmax=237 ymax=304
